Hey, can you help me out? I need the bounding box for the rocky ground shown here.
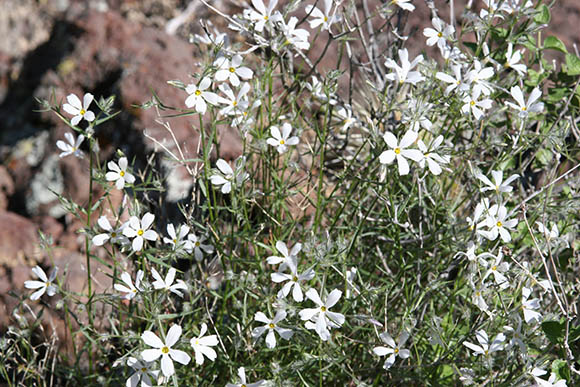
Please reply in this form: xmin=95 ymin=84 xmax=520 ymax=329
xmin=0 ymin=0 xmax=578 ymax=346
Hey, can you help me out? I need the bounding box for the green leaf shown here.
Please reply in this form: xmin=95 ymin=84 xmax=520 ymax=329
xmin=536 ymin=148 xmax=553 ymax=166
xmin=565 ymin=54 xmax=580 ymax=76
xmin=542 ymin=320 xmax=564 ymax=344
xmin=534 ymin=4 xmax=550 ymax=24
xmin=544 ymin=36 xmax=568 ymax=53
xmin=552 ymin=359 xmax=570 ymax=382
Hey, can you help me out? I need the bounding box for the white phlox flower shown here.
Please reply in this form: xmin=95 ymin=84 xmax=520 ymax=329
xmin=271 ymin=257 xmax=315 ymax=302
xmin=423 ymin=18 xmax=454 ymax=49
xmin=471 ymin=281 xmax=489 ymax=311
xmin=123 ymin=213 xmax=158 ymax=252
xmin=507 ymin=86 xmax=544 ymax=119
xmin=62 ymin=93 xmax=95 ymax=126
xmin=252 ymin=310 xmax=293 ymax=349
xmin=436 ymin=65 xmax=467 ymax=95
xmin=186 ymin=233 xmax=215 ymax=261
xmin=141 ymin=325 xmax=190 ymax=378
xmin=417 ymin=135 xmax=450 ymax=175
xmin=93 ymin=216 xmax=129 ymax=246
xmin=299 ymin=288 xmax=345 ymax=341
xmin=504 ymin=43 xmax=527 ymax=75
xmin=56 ymin=132 xmax=85 ymax=159
xmin=266 ymin=240 xmax=302 ymax=271
xmin=481 ymin=251 xmax=510 ymax=289
xmin=334 ymin=105 xmax=357 ymax=132
xmin=266 ymin=123 xmax=299 ymax=154
xmin=390 ymin=0 xmax=415 ymax=12
xmin=226 ymin=367 xmax=264 ymax=387
xmin=467 ymin=61 xmax=495 ymax=95
xmin=461 ymin=88 xmax=492 ymax=120
xmin=521 ymin=287 xmax=542 ymax=324
xmin=282 ymin=16 xmax=310 ymax=51
xmin=24 ymin=265 xmax=58 ymax=301
xmin=379 ymin=130 xmax=423 ymax=176
xmin=214 ymin=55 xmax=253 ymax=87
xmin=373 ymin=331 xmax=411 ymax=369
xmin=531 ymin=367 xmax=568 ymax=387
xmin=463 ymin=330 xmax=505 ymax=356
xmin=307 ymin=76 xmax=338 ymax=105
xmin=151 ymin=267 xmax=188 ymax=297
xmin=384 ymin=48 xmax=424 ymax=85
xmin=106 ymin=157 xmax=135 ymax=190
xmin=218 ymin=82 xmax=250 ymax=116
xmin=115 ymin=270 xmax=144 ymax=300
xmin=476 ymin=170 xmax=519 ymax=193
xmin=163 ymin=223 xmax=190 ymax=252
xmin=126 ymin=357 xmax=159 ymax=387
xmin=185 ymin=78 xmax=219 ymax=114
xmin=305 ymin=0 xmax=341 ymax=31
xmin=503 ymin=316 xmax=526 ymax=352
xmin=467 ymin=198 xmax=489 ymax=233
xmin=247 ymin=0 xmax=282 ymax=32
xmin=190 ymin=323 xmax=219 ymax=365
xmin=211 ymin=159 xmax=235 ymax=194
xmin=481 ymin=204 xmax=518 ymax=243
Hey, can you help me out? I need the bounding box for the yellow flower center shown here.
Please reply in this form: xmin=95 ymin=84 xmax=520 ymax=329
xmin=324 ymin=16 xmax=328 ymax=22
xmin=195 ymin=241 xmax=201 ymax=247
xmin=141 ymin=367 xmax=147 ymax=372
xmin=195 ymin=339 xmax=200 ymax=345
xmin=292 ymin=276 xmax=298 ymax=282
xmin=233 ymin=100 xmax=238 ymax=106
xmin=394 ymin=147 xmax=401 ymax=154
xmin=132 ymin=289 xmax=137 ymax=293
xmin=111 ymin=232 xmax=117 ymax=237
xmin=80 ymin=109 xmax=86 ymax=116
xmin=120 ymin=171 xmax=125 ymax=177
xmin=320 ymin=306 xmax=327 ymax=312
xmin=437 ymin=32 xmax=443 ymax=38
xmin=476 ymin=291 xmax=481 ymax=297
xmin=394 ymin=347 xmax=399 ymax=354
xmin=195 ymin=90 xmax=201 ymax=96
xmin=456 ymin=80 xmax=461 ymax=85
xmin=522 ymin=106 xmax=527 ymax=111
xmin=279 ymin=139 xmax=285 ymax=145
xmin=242 ymin=385 xmax=247 ymax=387
xmin=496 ymin=221 xmax=503 ymax=227
xmin=138 ymin=229 xmax=144 ymax=236
xmin=470 ymin=100 xmax=476 ymax=106
xmin=173 ymin=238 xmax=177 ymax=244
xmin=484 ymin=349 xmax=489 ymax=355
xmin=491 ymin=265 xmax=497 ymax=271
xmin=269 ymin=323 xmax=275 ymax=329
xmin=229 ymin=67 xmax=236 ymax=73
xmin=243 ymin=111 xmax=248 ymax=116
xmin=504 ymin=62 xmax=511 ymax=68
xmin=469 ymin=225 xmax=474 ymax=231
xmin=264 ymin=15 xmax=269 ymax=20
xmin=161 ymin=346 xmax=169 ymax=354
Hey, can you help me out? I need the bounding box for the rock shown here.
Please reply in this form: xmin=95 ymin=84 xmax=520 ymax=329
xmin=0 ymin=211 xmax=42 ymax=267
xmin=0 ymin=165 xmax=14 ymax=210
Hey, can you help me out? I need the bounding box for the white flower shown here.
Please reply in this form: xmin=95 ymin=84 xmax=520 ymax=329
xmin=248 ymin=0 xmax=282 ymax=32
xmin=271 ymin=258 xmax=315 ymax=302
xmin=472 ymin=282 xmax=489 ymax=311
xmin=56 ymin=132 xmax=85 ymax=159
xmin=218 ymin=83 xmax=250 ymax=116
xmin=214 ymin=55 xmax=253 ymax=87
xmin=417 ymin=135 xmax=450 ymax=175
xmin=379 ymin=131 xmax=423 ymax=176
xmin=266 ymin=123 xmax=299 ymax=154
xmin=435 ymin=65 xmax=467 ymax=95
xmin=185 ymin=78 xmax=219 ymax=114
xmin=163 ymin=223 xmax=190 ymax=252
xmin=24 ymin=266 xmax=58 ymax=301
xmin=482 ymin=251 xmax=510 ymax=288
xmin=305 ymin=0 xmax=340 ymax=31
xmin=461 ymin=88 xmax=492 ymax=120
xmin=423 ymin=18 xmax=454 ymax=49
xmin=126 ymin=357 xmax=159 ymax=387
xmin=252 ymin=310 xmax=293 ymax=349
xmin=467 ymin=61 xmax=494 ymax=96
xmin=123 ymin=213 xmax=158 ymax=252
xmin=299 ymin=288 xmax=345 ymax=341
xmin=306 ymin=76 xmax=337 ymax=105
xmin=115 ymin=270 xmax=144 ymax=300
xmin=481 ymin=204 xmax=518 ymax=243
xmin=62 ymin=93 xmax=95 ymax=126
xmin=151 ymin=267 xmax=188 ymax=297
xmin=190 ymin=323 xmax=218 ymax=365
xmin=266 ymin=240 xmax=302 ymax=271
xmin=463 ymin=330 xmax=505 ymax=356
xmin=531 ymin=367 xmax=568 ymax=387
xmin=106 ymin=157 xmax=135 ymax=190
xmin=506 ymin=86 xmax=544 ymax=118
xmin=282 ymin=17 xmax=310 ymax=51
xmin=468 ymin=199 xmax=489 ymax=233
xmin=504 ymin=43 xmax=527 ymax=75
xmin=384 ymin=49 xmax=424 ymax=85
xmin=210 ymin=159 xmax=234 ymax=194
xmin=334 ymin=105 xmax=357 ymax=132
xmin=141 ymin=325 xmax=190 ymax=378
xmin=345 ymin=267 xmax=359 ymax=299
xmin=373 ymin=331 xmax=411 ymax=369
xmin=186 ymin=233 xmax=215 ymax=261
xmin=390 ymin=0 xmax=415 ymax=12
xmin=226 ymin=367 xmax=264 ymax=387
xmin=93 ymin=216 xmax=129 ymax=246
xmin=476 ymin=170 xmax=519 ymax=193
xmin=504 ymin=316 xmax=526 ymax=352
xmin=521 ymin=287 xmax=542 ymax=324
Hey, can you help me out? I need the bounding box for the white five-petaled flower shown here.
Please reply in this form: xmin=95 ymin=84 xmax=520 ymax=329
xmin=267 ymin=240 xmax=302 ymax=271
xmin=151 ymin=267 xmax=188 ymax=297
xmin=93 ymin=216 xmax=129 ymax=246
xmin=210 ymin=159 xmax=235 ymax=194
xmin=248 ymin=0 xmax=282 ymax=32
xmin=271 ymin=258 xmax=315 ymax=302
xmin=56 ymin=132 xmax=85 ymax=159
xmin=481 ymin=204 xmax=518 ymax=243
xmin=461 ymin=88 xmax=493 ymax=120
xmin=218 ymin=83 xmax=250 ymax=116
xmin=390 ymin=0 xmax=415 ymax=12
xmin=123 ymin=213 xmax=158 ymax=252
xmin=436 ymin=65 xmax=467 ymax=95
xmin=334 ymin=105 xmax=357 ymax=132
xmin=373 ymin=331 xmax=411 ymax=369
xmin=266 ymin=123 xmax=299 ymax=154
xmin=476 ymin=170 xmax=519 ymax=193
xmin=531 ymin=367 xmax=568 ymax=387
xmin=24 ymin=266 xmax=58 ymax=301
xmin=423 ymin=18 xmax=454 ymax=49
xmin=522 ymin=287 xmax=542 ymax=324
xmin=185 ymin=78 xmax=219 ymax=114
xmin=214 ymin=55 xmax=253 ymax=87
xmin=186 ymin=233 xmax=215 ymax=261
xmin=467 ymin=61 xmax=495 ymax=96
xmin=106 ymin=157 xmax=135 ymax=190
xmin=384 ymin=49 xmax=424 ymax=85
xmin=141 ymin=325 xmax=191 ymax=378
xmin=305 ymin=0 xmax=340 ymax=31
xmin=62 ymin=93 xmax=95 ymax=126
xmin=299 ymin=288 xmax=345 ymax=341
xmin=507 ymin=86 xmax=544 ymax=118
xmin=226 ymin=367 xmax=264 ymax=387
xmin=252 ymin=310 xmax=293 ymax=349
xmin=125 ymin=357 xmax=159 ymax=387
xmin=504 ymin=43 xmax=527 ymax=76
xmin=536 ymin=221 xmax=567 ymax=248
xmin=282 ymin=17 xmax=311 ymax=51
xmin=463 ymin=330 xmax=505 ymax=356
xmin=190 ymin=323 xmax=219 ymax=365
xmin=163 ymin=223 xmax=190 ymax=252
xmin=468 ymin=198 xmax=490 ymax=233
xmin=114 ymin=270 xmax=144 ymax=300
xmin=482 ymin=251 xmax=510 ymax=289
xmin=417 ymin=135 xmax=450 ymax=175
xmin=379 ymin=131 xmax=423 ymax=176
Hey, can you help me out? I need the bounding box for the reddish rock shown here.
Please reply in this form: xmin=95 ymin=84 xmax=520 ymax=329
xmin=0 ymin=211 xmax=42 ymax=267
xmin=0 ymin=165 xmax=14 ymax=210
